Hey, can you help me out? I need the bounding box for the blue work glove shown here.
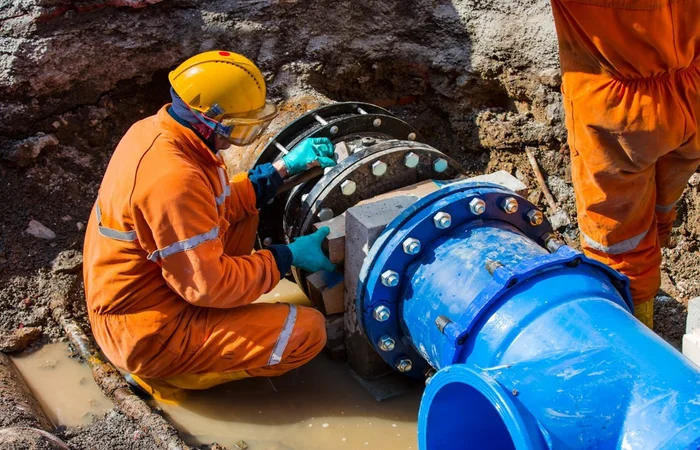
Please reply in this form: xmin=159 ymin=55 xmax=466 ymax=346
xmin=287 ymin=227 xmax=335 ymax=273
xmin=282 ymin=137 xmax=336 ymax=176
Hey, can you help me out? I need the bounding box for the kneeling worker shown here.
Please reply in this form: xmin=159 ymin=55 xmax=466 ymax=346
xmin=83 ymin=51 xmax=336 ymax=400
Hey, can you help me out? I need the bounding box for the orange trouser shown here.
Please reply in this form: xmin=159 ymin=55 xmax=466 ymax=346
xmin=551 ymin=0 xmax=700 ymax=308
xmin=134 ymin=214 xmax=326 ymax=392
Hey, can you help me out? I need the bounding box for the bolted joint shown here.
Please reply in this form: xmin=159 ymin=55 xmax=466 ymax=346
xmin=527 ymin=209 xmax=544 ymax=226
xmin=501 ymin=197 xmax=519 ymax=214
xmin=433 ymin=212 xmax=452 ymax=229
xmin=317 ymin=208 xmax=334 ymax=222
xmin=396 ymin=358 xmax=413 ymax=372
xmin=433 ymin=158 xmax=448 ymax=173
xmin=340 ymin=180 xmax=357 ymax=196
xmin=402 ymin=237 xmax=421 ymax=255
xmin=371 ymin=160 xmax=388 ymax=177
xmin=404 ymin=152 xmax=420 ymax=168
xmin=378 ymin=335 xmax=396 ymax=352
xmin=373 ymin=305 xmax=391 ymax=322
xmin=469 ymin=198 xmax=486 ymax=215
xmin=381 ymin=270 xmax=399 ymax=287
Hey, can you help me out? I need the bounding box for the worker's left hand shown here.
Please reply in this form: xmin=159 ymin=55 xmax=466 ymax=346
xmin=282 ymin=137 xmax=336 ymax=176
xmin=287 ymin=227 xmax=335 ymax=273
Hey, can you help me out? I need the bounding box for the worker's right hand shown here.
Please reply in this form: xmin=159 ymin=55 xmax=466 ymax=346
xmin=282 ymin=137 xmax=336 ymax=176
xmin=287 ymin=227 xmax=335 ymax=273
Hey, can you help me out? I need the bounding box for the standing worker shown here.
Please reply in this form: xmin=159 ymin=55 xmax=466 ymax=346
xmin=550 ymin=0 xmax=700 ymax=329
xmin=83 ymin=51 xmax=336 ymax=400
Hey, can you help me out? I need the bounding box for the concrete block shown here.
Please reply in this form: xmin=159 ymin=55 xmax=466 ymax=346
xmin=306 ymin=270 xmax=344 ymax=315
xmin=313 ymin=213 xmax=346 ymax=264
xmin=468 ymin=170 xmax=529 ymax=196
xmin=686 ymin=297 xmax=700 ymax=334
xmin=682 ymin=330 xmax=700 ymax=369
xmin=324 ymin=314 xmax=346 ymax=360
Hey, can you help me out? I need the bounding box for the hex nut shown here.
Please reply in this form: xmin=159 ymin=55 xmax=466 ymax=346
xmin=407 ymin=132 xmax=417 ymax=141
xmin=527 ymin=209 xmax=544 ymax=226
xmin=396 ymin=358 xmax=413 ymax=372
xmin=371 ymin=160 xmax=388 ymax=177
xmin=378 ymin=335 xmax=396 ymax=352
xmin=381 ymin=270 xmax=399 ymax=287
xmin=502 ymin=197 xmax=519 ymax=214
xmin=362 ymin=137 xmax=376 ymax=146
xmin=404 ymin=152 xmax=420 ymax=168
xmin=340 ymin=180 xmax=357 ymax=196
xmin=433 ymin=158 xmax=448 ymax=173
xmin=373 ymin=305 xmax=391 ymax=322
xmin=402 ymin=238 xmax=421 ymax=255
xmin=317 ymin=208 xmax=334 ymax=222
xmin=329 ymin=125 xmax=339 ymax=135
xmin=433 ymin=212 xmax=452 ymax=229
xmin=469 ymin=198 xmax=486 ymax=215
xmin=373 ymin=118 xmax=382 ymax=127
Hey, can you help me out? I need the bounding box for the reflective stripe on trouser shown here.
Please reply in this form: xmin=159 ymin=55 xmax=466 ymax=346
xmin=552 ymin=0 xmax=700 ymax=304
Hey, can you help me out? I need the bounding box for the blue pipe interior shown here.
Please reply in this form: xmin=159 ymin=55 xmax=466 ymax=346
xmin=359 ymin=182 xmax=700 ymax=449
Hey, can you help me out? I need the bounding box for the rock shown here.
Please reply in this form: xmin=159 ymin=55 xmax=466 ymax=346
xmin=0 ymin=327 xmax=42 ymax=353
xmin=539 ymin=68 xmax=562 ymax=87
xmin=51 ymin=250 xmax=83 ymax=274
xmin=1 ymin=134 xmax=58 ymax=167
xmin=688 ymin=173 xmax=700 ymax=188
xmin=549 ymin=209 xmax=572 ymax=229
xmin=76 ymin=222 xmax=85 ymax=231
xmin=61 ymin=215 xmax=72 ymax=222
xmin=26 ymin=220 xmax=56 ymax=240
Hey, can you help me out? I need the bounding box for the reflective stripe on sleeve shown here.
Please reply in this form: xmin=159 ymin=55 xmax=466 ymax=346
xmin=581 ymin=229 xmax=648 ymax=255
xmin=655 ymin=200 xmax=678 ymax=214
xmin=147 ymin=226 xmax=220 ymax=262
xmin=267 ymin=304 xmax=298 ymax=366
xmin=96 ymin=203 xmax=137 ymax=242
xmin=215 ymin=167 xmax=231 ymax=206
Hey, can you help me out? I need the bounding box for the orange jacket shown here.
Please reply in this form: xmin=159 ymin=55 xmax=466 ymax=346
xmin=83 ymin=106 xmax=281 ymax=370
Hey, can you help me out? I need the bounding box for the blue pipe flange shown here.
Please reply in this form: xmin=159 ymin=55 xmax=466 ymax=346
xmin=357 ymin=180 xmax=632 ymax=377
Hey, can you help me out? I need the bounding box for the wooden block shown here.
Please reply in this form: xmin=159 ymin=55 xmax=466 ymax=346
xmin=306 ymin=270 xmax=345 ymax=315
xmin=313 ymin=214 xmax=346 ymax=264
xmin=324 ymin=314 xmax=346 ymax=359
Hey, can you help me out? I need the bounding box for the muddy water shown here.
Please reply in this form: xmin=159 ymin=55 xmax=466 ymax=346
xmin=11 ymin=343 xmax=113 ymax=427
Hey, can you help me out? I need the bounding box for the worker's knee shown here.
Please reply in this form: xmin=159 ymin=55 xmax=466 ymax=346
xmin=292 ymin=306 xmax=327 ymax=355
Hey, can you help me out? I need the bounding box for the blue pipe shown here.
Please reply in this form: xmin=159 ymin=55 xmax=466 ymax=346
xmin=357 ymin=181 xmax=700 ymax=449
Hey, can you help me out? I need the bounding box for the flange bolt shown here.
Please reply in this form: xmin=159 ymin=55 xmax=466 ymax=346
xmin=317 ymin=208 xmax=334 ymax=222
xmin=433 ymin=212 xmax=452 ymax=229
xmin=262 ymin=237 xmax=273 ymax=247
xmin=329 ymin=125 xmax=339 ymax=135
xmin=373 ymin=305 xmax=391 ymax=322
xmin=402 ymin=238 xmax=421 ymax=255
xmin=527 ymin=209 xmax=544 ymax=226
xmin=381 ymin=270 xmax=399 ymax=287
xmin=433 ymin=158 xmax=448 ymax=173
xmin=371 ymin=160 xmax=388 ymax=176
xmin=378 ymin=335 xmax=396 ymax=352
xmin=502 ymin=197 xmax=519 ymax=214
xmin=373 ymin=118 xmax=382 ymax=127
xmin=404 ymin=152 xmax=420 ymax=168
xmin=407 ymin=132 xmax=417 ymax=141
xmin=396 ymin=358 xmax=413 ymax=372
xmin=340 ymin=180 xmax=357 ymax=196
xmin=469 ymin=198 xmax=486 ymax=215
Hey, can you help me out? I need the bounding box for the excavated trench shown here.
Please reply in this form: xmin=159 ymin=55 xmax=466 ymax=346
xmin=1 ymin=1 xmax=699 ymax=448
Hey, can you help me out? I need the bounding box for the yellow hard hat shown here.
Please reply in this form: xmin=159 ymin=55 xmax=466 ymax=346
xmin=169 ymin=50 xmax=278 ymax=146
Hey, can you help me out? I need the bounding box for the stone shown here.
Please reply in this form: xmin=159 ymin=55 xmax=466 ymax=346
xmin=468 ymin=170 xmax=529 ymax=197
xmin=688 ymin=173 xmax=700 ymax=188
xmin=51 ymin=250 xmax=83 ymax=274
xmin=549 ymin=209 xmax=572 ymax=229
xmin=26 ymin=220 xmax=56 ymax=240
xmin=76 ymin=222 xmax=85 ymax=231
xmin=1 ymin=133 xmax=58 ymax=167
xmin=539 ymin=68 xmax=562 ymax=87
xmin=0 ymin=327 xmax=42 ymax=353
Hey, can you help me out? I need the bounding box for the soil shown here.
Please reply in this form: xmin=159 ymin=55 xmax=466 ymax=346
xmin=1 ymin=0 xmax=699 ymax=448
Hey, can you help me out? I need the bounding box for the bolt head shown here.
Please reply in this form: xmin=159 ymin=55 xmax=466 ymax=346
xmin=317 ymin=208 xmax=334 ymax=222
xmin=433 ymin=158 xmax=448 ymax=173
xmin=527 ymin=209 xmax=544 ymax=226
xmin=469 ymin=198 xmax=486 ymax=215
xmin=407 ymin=132 xmax=417 ymax=141
xmin=362 ymin=137 xmax=376 ymax=146
xmin=373 ymin=118 xmax=382 ymax=127
xmin=404 ymin=152 xmax=420 ymax=168
xmin=433 ymin=212 xmax=452 ymax=229
xmin=340 ymin=180 xmax=357 ymax=196
xmin=402 ymin=238 xmax=421 ymax=255
xmin=381 ymin=270 xmax=399 ymax=287
xmin=378 ymin=335 xmax=396 ymax=352
xmin=371 ymin=160 xmax=388 ymax=176
xmin=502 ymin=197 xmax=519 ymax=214
xmin=262 ymin=237 xmax=273 ymax=246
xmin=373 ymin=305 xmax=391 ymax=322
xmin=396 ymin=358 xmax=413 ymax=372
xmin=329 ymin=125 xmax=339 ymax=135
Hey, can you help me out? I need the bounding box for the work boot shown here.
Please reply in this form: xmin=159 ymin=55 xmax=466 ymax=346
xmin=124 ymin=373 xmax=187 ymax=404
xmin=634 ymin=299 xmax=654 ymax=330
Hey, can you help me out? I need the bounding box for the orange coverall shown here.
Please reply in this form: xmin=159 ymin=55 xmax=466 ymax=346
xmin=551 ymin=0 xmax=700 ymax=321
xmin=83 ymin=106 xmax=325 ymax=390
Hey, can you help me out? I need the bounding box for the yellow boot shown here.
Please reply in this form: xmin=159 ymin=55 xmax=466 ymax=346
xmin=634 ymin=299 xmax=654 ymax=330
xmin=126 ymin=374 xmax=188 ymax=405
